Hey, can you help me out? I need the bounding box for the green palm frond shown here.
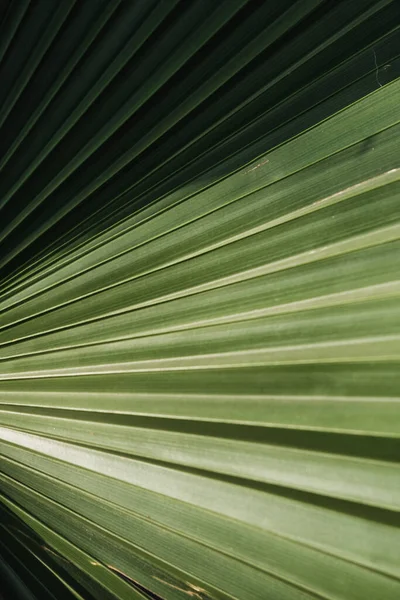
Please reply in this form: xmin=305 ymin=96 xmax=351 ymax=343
xmin=0 ymin=1 xmax=399 ymax=599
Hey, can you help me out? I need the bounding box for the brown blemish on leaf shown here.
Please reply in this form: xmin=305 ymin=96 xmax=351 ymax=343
xmin=244 ymin=159 xmax=269 ymax=174
xmin=153 ymin=576 xmax=209 ymax=599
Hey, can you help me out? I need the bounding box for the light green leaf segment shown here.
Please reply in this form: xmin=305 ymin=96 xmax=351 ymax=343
xmin=0 ymin=1 xmax=399 ymax=599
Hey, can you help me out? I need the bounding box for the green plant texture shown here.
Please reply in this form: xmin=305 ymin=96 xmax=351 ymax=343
xmin=0 ymin=1 xmax=399 ymax=599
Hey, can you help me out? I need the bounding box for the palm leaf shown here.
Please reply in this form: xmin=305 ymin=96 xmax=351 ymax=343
xmin=0 ymin=1 xmax=399 ymax=599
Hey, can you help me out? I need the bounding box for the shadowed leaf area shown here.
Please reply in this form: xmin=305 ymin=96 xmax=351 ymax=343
xmin=0 ymin=1 xmax=399 ymax=599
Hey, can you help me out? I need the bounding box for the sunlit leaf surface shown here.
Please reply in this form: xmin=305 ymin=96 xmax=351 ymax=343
xmin=0 ymin=1 xmax=399 ymax=599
